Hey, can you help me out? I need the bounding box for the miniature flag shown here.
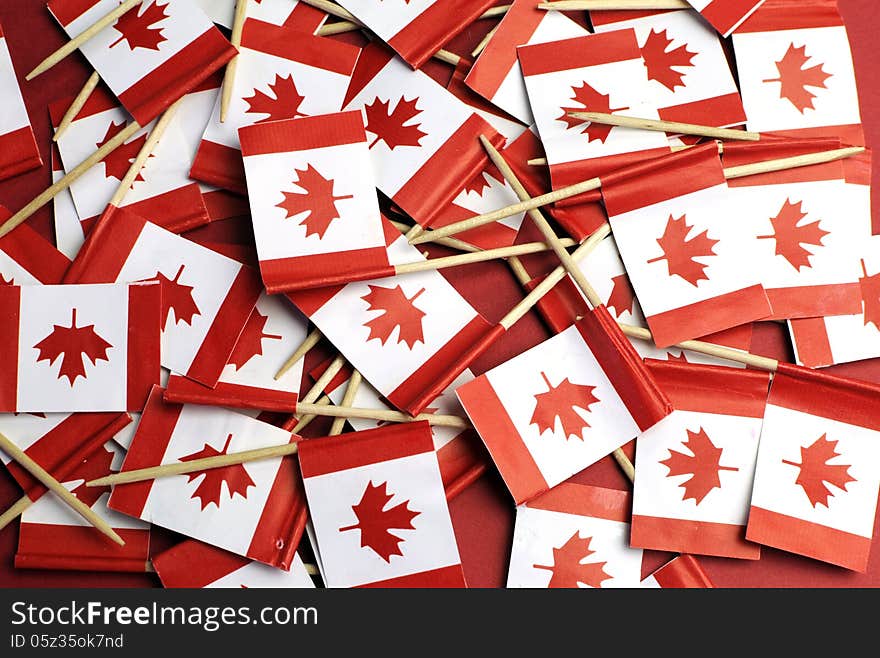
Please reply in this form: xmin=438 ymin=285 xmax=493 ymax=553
xmin=603 ymin=144 xmax=772 ymax=347
xmin=747 ymin=364 xmax=880 ymax=571
xmin=722 ymin=139 xmax=867 ymax=319
xmin=48 ymin=0 xmax=235 ymax=126
xmin=15 ymin=441 xmax=151 ymax=572
xmin=240 ymin=111 xmax=390 ymax=292
xmin=631 ymin=360 xmax=770 ymax=559
xmin=591 ymin=9 xmax=747 ymax=128
xmin=465 ymin=0 xmax=589 ymax=124
xmin=343 ymin=43 xmax=503 ymax=230
xmin=519 ymin=29 xmax=671 ymax=203
xmin=732 ymin=0 xmax=863 ymax=144
xmin=64 ymin=208 xmax=263 ymax=387
xmin=52 ymin=146 xmax=86 ymax=261
xmin=194 ymin=0 xmax=326 ymax=31
xmin=0 ymin=206 xmax=70 ymax=285
xmin=685 ymin=0 xmax=765 ymax=37
xmin=153 ymin=539 xmax=315 ymax=588
xmin=641 ymin=554 xmax=714 ymax=588
xmin=164 ymin=293 xmax=309 ymax=412
xmin=299 ymin=422 xmax=466 ymax=588
xmin=0 ymin=22 xmax=41 ymax=181
xmin=109 ymin=387 xmax=304 ymax=569
xmin=334 ymin=0 xmax=495 ymax=69
xmin=507 ymin=483 xmax=645 ymax=588
xmin=456 ymin=307 xmax=671 ymax=504
xmin=0 ymin=283 xmax=161 ymax=413
xmin=191 ymin=19 xmax=360 ymax=194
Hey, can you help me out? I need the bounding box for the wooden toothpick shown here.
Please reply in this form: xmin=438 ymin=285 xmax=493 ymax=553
xmin=316 ymin=21 xmax=360 ymax=36
xmin=569 ymin=112 xmax=761 ymax=142
xmin=275 ymin=328 xmax=323 ymax=381
xmin=54 ymin=72 xmax=101 ymax=142
xmin=0 ymin=495 xmax=33 ymax=533
xmin=220 ymin=0 xmax=248 ymax=123
xmin=329 ymin=369 xmax=363 ymax=435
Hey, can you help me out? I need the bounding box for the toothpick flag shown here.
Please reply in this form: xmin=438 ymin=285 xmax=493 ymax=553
xmin=0 ymin=206 xmax=70 ymax=285
xmin=0 ymin=22 xmax=41 ymax=181
xmin=684 ymin=0 xmax=765 ymax=37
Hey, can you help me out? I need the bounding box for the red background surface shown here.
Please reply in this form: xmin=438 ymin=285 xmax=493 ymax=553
xmin=0 ymin=0 xmax=878 ymax=588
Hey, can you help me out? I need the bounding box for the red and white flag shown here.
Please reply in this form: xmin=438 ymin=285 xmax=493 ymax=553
xmin=164 ymin=293 xmax=309 ymax=412
xmin=52 ymin=146 xmax=85 ymax=261
xmin=685 ymin=0 xmax=765 ymax=37
xmin=507 ymin=483 xmax=645 ymax=588
xmin=0 ymin=283 xmax=161 ymax=413
xmin=50 ymin=86 xmax=211 ymax=234
xmin=747 ymin=365 xmax=880 ymax=571
xmin=732 ymin=0 xmax=862 ymax=144
xmin=519 ymin=29 xmax=671 ymax=201
xmin=299 ymin=422 xmax=466 ymax=588
xmin=240 ymin=111 xmax=389 ymax=292
xmin=64 ymin=208 xmax=263 ymax=387
xmin=109 ymin=387 xmax=304 ymax=568
xmin=15 ymin=441 xmax=151 ymax=572
xmin=343 ymin=43 xmax=503 ymax=230
xmin=191 ymin=19 xmax=359 ymax=194
xmin=603 ymin=144 xmax=772 ymax=347
xmin=154 ymin=539 xmax=315 ymax=588
xmin=591 ymin=9 xmax=747 ymax=128
xmin=465 ymin=0 xmax=589 ymax=124
xmin=641 ymin=554 xmax=715 ymax=588
xmin=722 ymin=139 xmax=867 ymax=319
xmin=631 ymin=360 xmax=770 ymax=559
xmin=0 ymin=206 xmax=70 ymax=286
xmin=334 ymin=0 xmax=495 ymax=70
xmin=48 ymin=0 xmax=235 ymax=125
xmin=194 ymin=0 xmax=326 ymax=31
xmin=0 ymin=22 xmax=41 ymax=181
xmin=456 ymin=307 xmax=671 ymax=504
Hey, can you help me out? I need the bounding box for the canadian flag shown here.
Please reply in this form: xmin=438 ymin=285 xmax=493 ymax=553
xmin=603 ymin=144 xmax=772 ymax=347
xmin=465 ymin=0 xmax=589 ymax=125
xmin=747 ymin=365 xmax=880 ymax=571
xmin=52 ymin=146 xmax=86 ymax=261
xmin=0 ymin=205 xmax=70 ymax=285
xmin=685 ymin=0 xmax=765 ymax=37
xmin=732 ymin=0 xmax=862 ymax=144
xmin=313 ymin=360 xmax=488 ymax=499
xmin=109 ymin=387 xmax=304 ymax=568
xmin=343 ymin=43 xmax=503 ymax=230
xmin=456 ymin=307 xmax=672 ymax=504
xmin=64 ymin=208 xmax=263 ymax=387
xmin=519 ymin=29 xmax=671 ymax=202
xmin=641 ymin=554 xmax=715 ymax=588
xmin=193 ymin=0 xmax=327 ymax=31
xmin=49 ymin=85 xmax=211 ymax=235
xmin=47 ymin=0 xmax=235 ymax=126
xmin=287 ymin=231 xmax=496 ymax=416
xmin=591 ymin=9 xmax=747 ymax=128
xmin=164 ymin=293 xmax=309 ymax=412
xmin=153 ymin=539 xmax=315 ymax=588
xmin=240 ymin=111 xmax=390 ymax=293
xmin=0 ymin=283 xmax=161 ymax=413
xmin=15 ymin=441 xmax=151 ymax=572
xmin=631 ymin=360 xmax=770 ymax=559
xmin=299 ymin=422 xmax=466 ymax=588
xmin=722 ymin=139 xmax=867 ymax=319
xmin=507 ymin=483 xmax=645 ymax=588
xmin=191 ymin=19 xmax=360 ymax=194
xmin=0 ymin=22 xmax=41 ymax=181
xmin=334 ymin=0 xmax=495 ymax=70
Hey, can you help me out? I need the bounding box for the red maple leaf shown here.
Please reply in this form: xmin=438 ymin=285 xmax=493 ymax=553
xmin=33 ymin=308 xmax=113 ymax=385
xmin=859 ymin=259 xmax=880 ymax=330
xmin=276 ymin=165 xmax=353 ymax=239
xmin=533 ymin=531 xmax=610 ymax=588
xmin=641 ymin=28 xmax=696 ymax=92
xmin=666 ymin=351 xmax=689 ymax=363
xmin=660 ymin=428 xmax=738 ymax=504
xmin=647 ymin=214 xmax=718 ymax=286
xmin=782 ymin=434 xmax=855 ymax=508
xmin=68 ymin=446 xmax=115 ymax=508
xmin=360 ymin=285 xmax=427 ymax=349
xmin=147 ymin=264 xmax=200 ymax=326
xmin=606 ymin=273 xmax=636 ymax=318
xmin=95 ymin=121 xmax=149 ymax=182
xmin=109 ymin=0 xmax=169 ymax=51
xmin=757 ymin=199 xmax=828 ymax=271
xmin=463 ymin=171 xmax=492 ymax=196
xmin=557 ymin=81 xmax=629 ymax=144
xmin=364 ymin=97 xmax=427 ymax=150
xmin=179 ymin=434 xmax=255 ymax=510
xmin=227 ymin=310 xmax=282 ymax=370
xmin=243 ymin=74 xmax=308 ymax=123
xmin=764 ymin=43 xmax=832 ymax=113
xmin=339 ymin=481 xmax=419 ymax=562
xmin=0 ymin=273 xmax=13 ymax=286
xmin=530 ymin=371 xmax=599 ymax=440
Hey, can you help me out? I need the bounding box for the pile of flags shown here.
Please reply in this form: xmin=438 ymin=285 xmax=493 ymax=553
xmin=0 ymin=0 xmax=875 ymax=589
